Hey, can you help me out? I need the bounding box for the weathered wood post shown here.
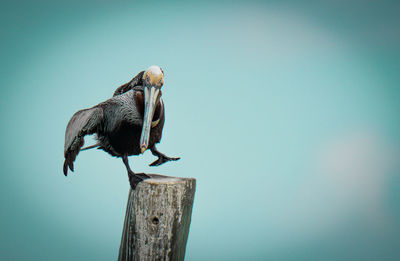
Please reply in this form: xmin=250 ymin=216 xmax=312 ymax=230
xmin=118 ymin=174 xmax=196 ymax=261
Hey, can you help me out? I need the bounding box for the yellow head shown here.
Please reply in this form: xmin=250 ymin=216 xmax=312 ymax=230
xmin=142 ymin=65 xmax=164 ymax=88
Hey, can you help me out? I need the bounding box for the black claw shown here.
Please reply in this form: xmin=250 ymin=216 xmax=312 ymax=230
xmin=128 ymin=172 xmax=150 ymax=189
xmin=149 ymin=159 xmax=162 ymax=167
xmin=149 ymin=156 xmax=180 ymax=167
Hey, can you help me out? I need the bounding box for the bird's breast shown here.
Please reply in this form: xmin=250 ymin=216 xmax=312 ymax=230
xmin=97 ymin=90 xmax=164 ymax=156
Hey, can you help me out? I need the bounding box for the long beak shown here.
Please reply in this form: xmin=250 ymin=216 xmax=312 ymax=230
xmin=140 ymin=86 xmax=160 ymax=153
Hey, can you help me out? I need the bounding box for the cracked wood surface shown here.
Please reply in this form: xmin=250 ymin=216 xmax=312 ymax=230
xmin=118 ymin=174 xmax=196 ymax=261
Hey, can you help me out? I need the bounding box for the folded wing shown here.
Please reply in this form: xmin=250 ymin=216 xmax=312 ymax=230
xmin=63 ymin=107 xmax=103 ymax=175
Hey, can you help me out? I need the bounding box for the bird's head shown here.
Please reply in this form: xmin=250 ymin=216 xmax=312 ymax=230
xmin=140 ymin=65 xmax=164 ymax=154
xmin=142 ymin=65 xmax=164 ymax=88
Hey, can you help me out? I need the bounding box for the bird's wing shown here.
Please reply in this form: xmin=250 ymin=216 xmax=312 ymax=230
xmin=113 ymin=71 xmax=144 ymax=97
xmin=63 ymin=106 xmax=103 ymax=175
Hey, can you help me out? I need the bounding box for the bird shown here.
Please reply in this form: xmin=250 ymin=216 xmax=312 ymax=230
xmin=63 ymin=65 xmax=180 ymax=189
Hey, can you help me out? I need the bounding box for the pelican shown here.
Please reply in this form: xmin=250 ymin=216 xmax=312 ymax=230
xmin=63 ymin=66 xmax=180 ymax=189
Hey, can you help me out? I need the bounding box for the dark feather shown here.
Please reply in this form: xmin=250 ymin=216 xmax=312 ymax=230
xmin=113 ymin=71 xmax=144 ymax=96
xmin=63 ymin=107 xmax=103 ymax=175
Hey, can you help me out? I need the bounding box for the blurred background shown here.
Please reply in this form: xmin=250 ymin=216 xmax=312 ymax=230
xmin=1 ymin=0 xmax=399 ymax=260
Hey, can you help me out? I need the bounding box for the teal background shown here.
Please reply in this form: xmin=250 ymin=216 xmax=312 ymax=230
xmin=1 ymin=0 xmax=399 ymax=260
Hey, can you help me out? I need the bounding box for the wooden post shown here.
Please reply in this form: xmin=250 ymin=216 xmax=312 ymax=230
xmin=118 ymin=174 xmax=196 ymax=261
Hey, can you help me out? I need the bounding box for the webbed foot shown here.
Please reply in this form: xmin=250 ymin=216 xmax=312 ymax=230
xmin=128 ymin=172 xmax=150 ymax=189
xmin=149 ymin=155 xmax=180 ymax=167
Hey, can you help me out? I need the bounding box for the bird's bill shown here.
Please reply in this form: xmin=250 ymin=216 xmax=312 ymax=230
xmin=140 ymin=86 xmax=160 ymax=153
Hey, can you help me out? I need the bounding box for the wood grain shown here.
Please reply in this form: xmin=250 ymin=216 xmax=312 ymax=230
xmin=118 ymin=174 xmax=196 ymax=261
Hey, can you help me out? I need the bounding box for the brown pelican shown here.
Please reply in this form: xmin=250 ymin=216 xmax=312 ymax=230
xmin=63 ymin=66 xmax=180 ymax=189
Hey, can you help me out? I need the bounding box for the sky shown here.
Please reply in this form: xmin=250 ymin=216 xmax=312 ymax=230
xmin=1 ymin=0 xmax=399 ymax=260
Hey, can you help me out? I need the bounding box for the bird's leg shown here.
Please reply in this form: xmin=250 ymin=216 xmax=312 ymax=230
xmin=122 ymin=154 xmax=149 ymax=189
xmin=149 ymin=145 xmax=180 ymax=167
